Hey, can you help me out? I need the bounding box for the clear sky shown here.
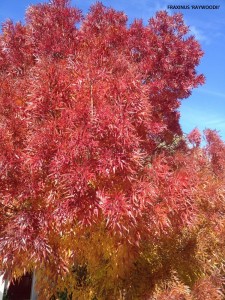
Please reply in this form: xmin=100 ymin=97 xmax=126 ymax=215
xmin=0 ymin=0 xmax=224 ymax=141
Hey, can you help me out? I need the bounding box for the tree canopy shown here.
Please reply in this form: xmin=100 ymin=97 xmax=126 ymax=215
xmin=0 ymin=1 xmax=225 ymax=299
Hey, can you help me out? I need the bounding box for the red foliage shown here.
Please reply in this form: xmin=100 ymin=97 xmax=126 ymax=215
xmin=0 ymin=0 xmax=204 ymax=258
xmin=0 ymin=1 xmax=224 ymax=299
xmin=188 ymin=128 xmax=201 ymax=147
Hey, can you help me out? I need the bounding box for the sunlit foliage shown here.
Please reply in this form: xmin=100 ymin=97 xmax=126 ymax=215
xmin=0 ymin=1 xmax=224 ymax=299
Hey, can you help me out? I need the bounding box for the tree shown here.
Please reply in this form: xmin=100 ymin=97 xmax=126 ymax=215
xmin=0 ymin=1 xmax=225 ymax=299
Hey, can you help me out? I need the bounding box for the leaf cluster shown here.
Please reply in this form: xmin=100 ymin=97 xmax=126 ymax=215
xmin=0 ymin=1 xmax=224 ymax=299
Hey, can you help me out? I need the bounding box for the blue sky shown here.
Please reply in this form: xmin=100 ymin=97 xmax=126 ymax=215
xmin=0 ymin=0 xmax=224 ymax=140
